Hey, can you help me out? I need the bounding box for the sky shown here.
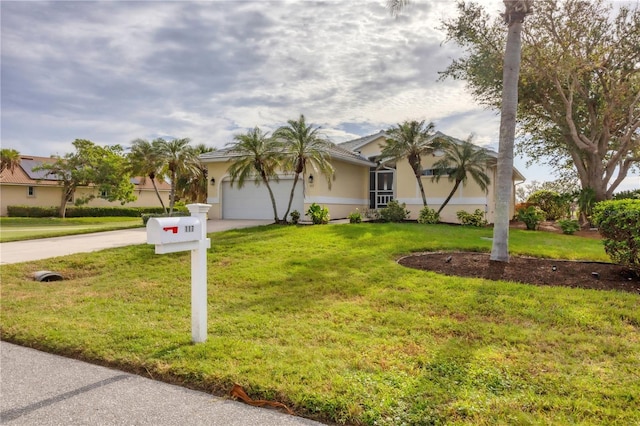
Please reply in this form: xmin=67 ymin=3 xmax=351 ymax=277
xmin=1 ymin=0 xmax=638 ymax=191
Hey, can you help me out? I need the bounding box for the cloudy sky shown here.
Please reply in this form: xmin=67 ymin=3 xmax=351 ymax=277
xmin=1 ymin=0 xmax=638 ymax=189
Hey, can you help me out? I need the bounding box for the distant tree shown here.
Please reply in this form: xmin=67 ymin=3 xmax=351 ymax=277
xmin=34 ymin=139 xmax=135 ymax=218
xmin=176 ymin=143 xmax=215 ymax=204
xmin=226 ymin=127 xmax=283 ymax=223
xmin=274 ymin=114 xmax=335 ymax=222
xmin=432 ymin=138 xmax=490 ymax=214
xmin=0 ymin=148 xmax=21 ymax=174
xmin=516 ymin=178 xmax=580 ymax=203
xmin=440 ymin=0 xmax=640 ymax=202
xmin=128 ymin=138 xmax=168 ymax=213
xmin=380 ymin=120 xmax=441 ymax=206
xmin=154 ymin=138 xmax=201 ymax=214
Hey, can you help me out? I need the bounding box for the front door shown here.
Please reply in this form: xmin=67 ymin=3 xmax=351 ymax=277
xmin=369 ymin=168 xmax=395 ymax=209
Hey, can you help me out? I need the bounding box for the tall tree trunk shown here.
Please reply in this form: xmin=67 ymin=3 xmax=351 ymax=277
xmin=283 ymin=173 xmax=300 ymax=223
xmin=262 ymin=175 xmax=280 ymax=223
xmin=169 ymin=171 xmax=176 ymax=215
xmin=437 ymin=180 xmax=462 ymax=214
xmin=150 ymin=176 xmax=167 ymax=213
xmin=491 ymin=20 xmax=523 ymax=262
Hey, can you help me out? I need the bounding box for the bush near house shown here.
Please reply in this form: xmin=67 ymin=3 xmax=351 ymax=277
xmin=348 ymin=209 xmax=362 ymax=224
xmin=592 ymin=200 xmax=640 ymax=273
xmin=307 ymin=203 xmax=330 ymax=224
xmin=7 ymin=206 xmax=178 ymax=218
xmin=379 ymin=200 xmax=410 ymax=223
xmin=417 ymin=207 xmax=439 ymax=224
xmin=456 ymin=209 xmax=487 ymax=227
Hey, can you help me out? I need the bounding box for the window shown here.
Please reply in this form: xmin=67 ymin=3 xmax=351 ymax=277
xmin=100 ymin=190 xmax=108 ymax=199
xmin=422 ymin=168 xmax=454 ymax=177
xmin=27 ymin=186 xmax=35 ymax=197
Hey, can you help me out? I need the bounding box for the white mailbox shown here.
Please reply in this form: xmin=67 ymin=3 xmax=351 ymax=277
xmin=147 ymin=217 xmax=201 ymax=245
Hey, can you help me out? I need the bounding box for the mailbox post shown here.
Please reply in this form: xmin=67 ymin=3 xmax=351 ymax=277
xmin=146 ymin=203 xmax=212 ymax=343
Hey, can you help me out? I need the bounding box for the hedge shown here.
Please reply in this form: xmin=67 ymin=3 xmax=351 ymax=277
xmin=7 ymin=206 xmax=186 ymax=218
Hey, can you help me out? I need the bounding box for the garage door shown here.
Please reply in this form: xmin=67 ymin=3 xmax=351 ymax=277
xmin=222 ymin=178 xmax=304 ymax=220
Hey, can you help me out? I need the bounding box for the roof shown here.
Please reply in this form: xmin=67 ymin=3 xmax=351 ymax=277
xmin=337 ymin=130 xmax=526 ymax=182
xmin=0 ymin=155 xmax=171 ymax=190
xmin=199 ymin=143 xmax=376 ymax=168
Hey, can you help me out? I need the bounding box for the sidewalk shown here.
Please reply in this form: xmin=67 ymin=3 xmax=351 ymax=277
xmin=0 ymin=342 xmax=322 ymax=425
xmin=0 ymin=219 xmax=324 ymax=425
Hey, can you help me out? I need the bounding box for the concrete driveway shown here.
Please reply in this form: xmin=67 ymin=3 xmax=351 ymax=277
xmin=0 ymin=219 xmax=272 ymax=265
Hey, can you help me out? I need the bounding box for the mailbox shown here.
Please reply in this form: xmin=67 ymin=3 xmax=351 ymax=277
xmin=147 ymin=217 xmax=202 ymax=245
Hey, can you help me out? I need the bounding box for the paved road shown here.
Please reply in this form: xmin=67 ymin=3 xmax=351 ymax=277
xmin=0 ymin=219 xmax=324 ymax=425
xmin=0 ymin=219 xmax=272 ymax=265
xmin=0 ymin=342 xmax=322 ymax=425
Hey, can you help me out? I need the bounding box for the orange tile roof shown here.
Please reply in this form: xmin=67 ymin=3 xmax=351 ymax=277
xmin=0 ymin=155 xmax=170 ymax=190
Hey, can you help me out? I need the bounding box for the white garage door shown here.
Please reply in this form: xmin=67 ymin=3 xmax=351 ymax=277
xmin=222 ymin=178 xmax=304 ymax=220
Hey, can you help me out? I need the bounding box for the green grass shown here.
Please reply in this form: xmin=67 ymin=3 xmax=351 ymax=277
xmin=0 ymin=217 xmax=142 ymax=242
xmin=1 ymin=223 xmax=638 ymax=425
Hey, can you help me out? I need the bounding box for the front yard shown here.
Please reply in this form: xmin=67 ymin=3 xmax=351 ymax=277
xmin=1 ymin=223 xmax=638 ymax=425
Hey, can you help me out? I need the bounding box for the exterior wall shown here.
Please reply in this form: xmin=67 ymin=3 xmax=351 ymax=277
xmin=205 ymin=159 xmax=369 ymax=220
xmin=395 ymin=155 xmax=492 ymax=223
xmin=303 ymin=160 xmax=369 ymax=220
xmin=205 ymin=161 xmax=230 ymax=219
xmin=1 ymin=183 xmax=170 ymax=216
xmin=0 ymin=184 xmax=61 ymax=216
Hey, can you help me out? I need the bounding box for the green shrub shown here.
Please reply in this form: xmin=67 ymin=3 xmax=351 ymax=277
xmin=577 ymin=187 xmax=596 ymax=226
xmin=517 ymin=206 xmax=546 ymax=230
xmin=348 ymin=209 xmax=362 ymax=224
xmin=289 ymin=210 xmax=300 ymax=225
xmin=7 ymin=205 xmax=173 ymax=218
xmin=307 ymin=203 xmax=330 ymax=225
xmin=379 ymin=200 xmax=409 ymax=223
xmin=557 ymin=219 xmax=580 ymax=235
xmin=417 ymin=207 xmax=439 ymax=224
xmin=527 ymin=190 xmax=569 ymax=220
xmin=592 ymin=200 xmax=640 ymax=273
xmin=456 ymin=209 xmax=487 ymax=227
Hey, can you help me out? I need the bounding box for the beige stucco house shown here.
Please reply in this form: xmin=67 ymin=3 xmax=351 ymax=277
xmin=200 ymin=131 xmax=525 ymax=223
xmin=0 ymin=155 xmax=171 ymax=216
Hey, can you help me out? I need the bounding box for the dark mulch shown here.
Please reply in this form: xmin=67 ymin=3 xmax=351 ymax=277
xmin=398 ymin=252 xmax=640 ymax=294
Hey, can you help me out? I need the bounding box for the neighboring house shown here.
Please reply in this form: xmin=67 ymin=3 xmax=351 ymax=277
xmin=0 ymin=155 xmax=171 ymax=216
xmin=200 ymin=131 xmax=525 ymax=223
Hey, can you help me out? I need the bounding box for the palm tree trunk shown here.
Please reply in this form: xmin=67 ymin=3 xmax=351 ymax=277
xmin=490 ymin=19 xmax=523 ymax=262
xmin=283 ymin=173 xmax=300 ymax=223
xmin=169 ymin=171 xmax=176 ymax=215
xmin=413 ymin=169 xmax=428 ymax=206
xmin=263 ymin=178 xmax=280 ymax=223
xmin=437 ymin=180 xmax=462 ymax=214
xmin=150 ymin=176 xmax=167 ymax=213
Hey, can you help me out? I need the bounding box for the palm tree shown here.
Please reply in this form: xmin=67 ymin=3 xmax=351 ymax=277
xmin=380 ymin=120 xmax=440 ymax=206
xmin=274 ymin=114 xmax=335 ymax=222
xmin=128 ymin=139 xmax=167 ymax=213
xmin=154 ymin=138 xmax=201 ymax=214
xmin=1 ymin=148 xmax=21 ymax=174
xmin=226 ymin=127 xmax=283 ymax=223
xmin=176 ymin=143 xmax=215 ymax=204
xmin=490 ymin=0 xmax=533 ymax=262
xmin=432 ymin=138 xmax=491 ymax=214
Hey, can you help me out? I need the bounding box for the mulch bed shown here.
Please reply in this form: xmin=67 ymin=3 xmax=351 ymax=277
xmin=398 ymin=252 xmax=640 ymax=294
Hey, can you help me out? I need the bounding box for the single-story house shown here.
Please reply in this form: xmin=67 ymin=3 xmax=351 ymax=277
xmin=0 ymin=155 xmax=171 ymax=216
xmin=200 ymin=131 xmax=525 ymax=223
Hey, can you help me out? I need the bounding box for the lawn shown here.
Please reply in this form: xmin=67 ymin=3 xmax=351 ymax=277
xmin=0 ymin=216 xmax=142 ymax=242
xmin=1 ymin=223 xmax=638 ymax=425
